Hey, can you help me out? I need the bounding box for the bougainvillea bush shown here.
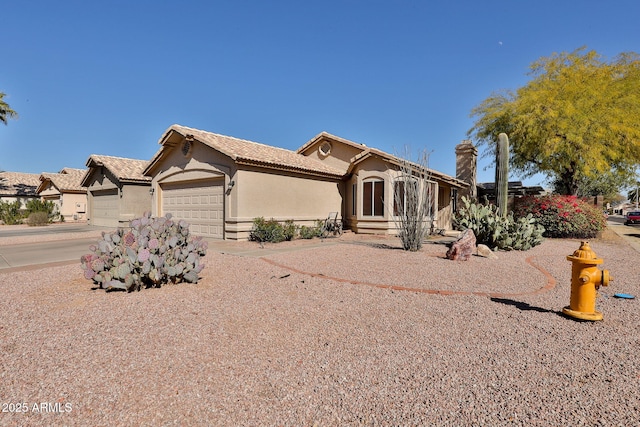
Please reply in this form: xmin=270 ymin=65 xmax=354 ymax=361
xmin=513 ymin=195 xmax=606 ymax=239
xmin=81 ymin=212 xmax=208 ymax=292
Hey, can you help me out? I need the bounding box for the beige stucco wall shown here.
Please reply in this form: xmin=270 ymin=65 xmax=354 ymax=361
xmin=299 ymin=137 xmax=364 ymax=173
xmin=85 ymin=169 xmax=119 ymax=192
xmin=230 ymin=166 xmax=343 ymax=238
xmin=119 ymin=184 xmax=152 ymax=223
xmin=61 ymin=193 xmax=88 ymax=220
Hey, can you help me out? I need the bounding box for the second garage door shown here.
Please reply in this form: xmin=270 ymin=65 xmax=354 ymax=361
xmin=161 ymin=179 xmax=224 ymax=239
xmin=91 ymin=189 xmax=119 ymax=227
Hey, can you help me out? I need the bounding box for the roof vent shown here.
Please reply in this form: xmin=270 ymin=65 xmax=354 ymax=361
xmin=319 ymin=141 xmax=332 ymax=157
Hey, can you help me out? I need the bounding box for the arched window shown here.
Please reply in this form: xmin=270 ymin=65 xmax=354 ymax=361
xmin=363 ymin=179 xmax=384 ymax=216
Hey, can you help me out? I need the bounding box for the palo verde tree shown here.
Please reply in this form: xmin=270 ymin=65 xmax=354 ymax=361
xmin=0 ymin=92 xmax=18 ymax=125
xmin=468 ymin=47 xmax=640 ymax=195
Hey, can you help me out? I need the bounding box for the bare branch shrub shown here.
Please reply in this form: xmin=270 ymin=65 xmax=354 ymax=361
xmin=390 ymin=148 xmax=434 ymax=251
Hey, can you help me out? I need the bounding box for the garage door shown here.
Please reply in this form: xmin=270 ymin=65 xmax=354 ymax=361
xmin=161 ymin=179 xmax=224 ymax=239
xmin=91 ymin=189 xmax=119 ymax=227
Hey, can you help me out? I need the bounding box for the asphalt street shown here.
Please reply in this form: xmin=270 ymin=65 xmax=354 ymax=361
xmin=0 ymin=238 xmax=98 ymax=270
xmin=0 ymin=216 xmax=638 ymax=271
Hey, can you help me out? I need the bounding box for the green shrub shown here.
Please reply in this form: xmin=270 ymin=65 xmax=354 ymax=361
xmin=299 ymin=221 xmax=323 ymax=239
xmin=27 ymin=211 xmax=50 ymax=226
xmin=249 ymin=217 xmax=298 ymax=243
xmin=0 ymin=200 xmax=23 ymax=225
xmin=80 ymin=212 xmax=208 ymax=292
xmin=25 ymin=199 xmax=60 ymax=222
xmin=282 ymin=219 xmax=297 ymax=241
xmin=454 ymin=196 xmax=544 ymax=251
xmin=514 ymin=195 xmax=606 ymax=239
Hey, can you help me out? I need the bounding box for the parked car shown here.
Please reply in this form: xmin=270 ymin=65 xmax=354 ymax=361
xmin=624 ymin=211 xmax=640 ymax=225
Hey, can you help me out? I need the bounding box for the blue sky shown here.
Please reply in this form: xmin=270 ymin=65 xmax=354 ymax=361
xmin=2 ymin=1 xmax=639 ymax=186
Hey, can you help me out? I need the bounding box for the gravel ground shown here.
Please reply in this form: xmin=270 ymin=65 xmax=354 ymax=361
xmin=0 ymin=230 xmax=639 ymax=426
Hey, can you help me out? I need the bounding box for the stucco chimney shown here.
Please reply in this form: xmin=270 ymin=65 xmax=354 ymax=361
xmin=455 ymin=140 xmax=477 ymax=201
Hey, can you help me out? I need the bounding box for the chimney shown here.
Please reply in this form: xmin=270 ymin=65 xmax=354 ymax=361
xmin=455 ymin=140 xmax=477 ymax=201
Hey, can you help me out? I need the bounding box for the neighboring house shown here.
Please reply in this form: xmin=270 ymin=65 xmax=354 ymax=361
xmin=144 ymin=124 xmax=468 ymax=240
xmin=0 ymin=171 xmax=41 ymax=209
xmin=477 ymin=181 xmax=547 ymax=212
xmin=81 ymin=155 xmax=152 ymax=227
xmin=37 ymin=168 xmax=88 ymax=221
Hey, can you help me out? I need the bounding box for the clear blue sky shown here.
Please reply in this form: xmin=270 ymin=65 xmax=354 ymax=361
xmin=2 ymin=0 xmax=638 ymax=186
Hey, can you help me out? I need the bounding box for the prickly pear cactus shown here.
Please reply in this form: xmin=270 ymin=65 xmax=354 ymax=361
xmin=80 ymin=212 xmax=208 ymax=292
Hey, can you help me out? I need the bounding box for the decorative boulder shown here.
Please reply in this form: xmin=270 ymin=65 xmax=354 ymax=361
xmin=476 ymin=244 xmax=498 ymax=259
xmin=446 ymin=229 xmax=476 ymax=261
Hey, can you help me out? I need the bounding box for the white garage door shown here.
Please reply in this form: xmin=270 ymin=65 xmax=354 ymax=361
xmin=91 ymin=189 xmax=119 ymax=227
xmin=161 ymin=179 xmax=224 ymax=239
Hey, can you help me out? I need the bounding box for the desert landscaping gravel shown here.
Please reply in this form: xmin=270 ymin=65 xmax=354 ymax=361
xmin=1 ymin=230 xmax=639 ymax=426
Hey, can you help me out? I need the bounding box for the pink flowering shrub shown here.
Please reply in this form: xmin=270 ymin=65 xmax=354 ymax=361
xmin=513 ymin=195 xmax=606 ymax=238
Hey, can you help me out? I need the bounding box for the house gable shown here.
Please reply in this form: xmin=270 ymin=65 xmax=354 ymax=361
xmin=297 ymin=132 xmax=367 ymax=174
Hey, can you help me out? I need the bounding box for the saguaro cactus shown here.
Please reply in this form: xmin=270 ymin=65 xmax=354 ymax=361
xmin=495 ymin=133 xmax=509 ymax=218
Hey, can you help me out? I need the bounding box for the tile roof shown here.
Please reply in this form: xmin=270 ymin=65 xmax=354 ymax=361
xmin=148 ymin=125 xmax=344 ymax=178
xmin=38 ymin=168 xmax=87 ymax=193
xmin=0 ymin=171 xmax=42 ymax=196
xmin=84 ymin=155 xmax=152 ymax=185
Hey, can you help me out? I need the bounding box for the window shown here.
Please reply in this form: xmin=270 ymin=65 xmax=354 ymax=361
xmin=393 ymin=181 xmax=405 ymax=216
xmin=352 ymin=183 xmax=357 ymax=216
xmin=452 ymin=188 xmax=458 ymax=213
xmin=394 ymin=179 xmax=436 ymax=218
xmin=393 ymin=179 xmax=419 ymax=217
xmin=363 ymin=180 xmax=384 ymax=216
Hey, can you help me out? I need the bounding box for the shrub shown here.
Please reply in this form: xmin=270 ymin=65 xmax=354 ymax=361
xmin=0 ymin=200 xmax=22 ymax=225
xmin=249 ymin=217 xmax=297 ymax=243
xmin=299 ymin=221 xmax=323 ymax=239
xmin=514 ymin=195 xmax=606 ymax=239
xmin=80 ymin=212 xmax=208 ymax=292
xmin=454 ymin=196 xmax=544 ymax=251
xmin=282 ymin=219 xmax=297 ymax=241
xmin=27 ymin=211 xmax=50 ymax=226
xmin=25 ymin=199 xmax=60 ymax=222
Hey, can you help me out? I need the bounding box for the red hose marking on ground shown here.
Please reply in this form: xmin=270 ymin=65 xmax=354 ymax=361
xmin=261 ymin=255 xmax=557 ymax=298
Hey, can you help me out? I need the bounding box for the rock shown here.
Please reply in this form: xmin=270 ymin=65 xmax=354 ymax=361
xmin=476 ymin=244 xmax=498 ymax=259
xmin=446 ymin=229 xmax=476 ymax=261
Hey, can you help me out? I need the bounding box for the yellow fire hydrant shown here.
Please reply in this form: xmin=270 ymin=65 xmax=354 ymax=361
xmin=563 ymin=241 xmax=611 ymax=321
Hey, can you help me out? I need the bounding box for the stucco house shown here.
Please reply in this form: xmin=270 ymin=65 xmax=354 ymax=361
xmin=0 ymin=171 xmax=41 ymax=209
xmin=81 ymin=155 xmax=152 ymax=227
xmin=37 ymin=168 xmax=88 ymax=221
xmin=144 ymin=124 xmax=468 ymax=240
